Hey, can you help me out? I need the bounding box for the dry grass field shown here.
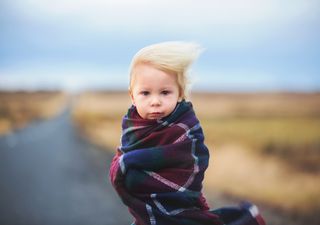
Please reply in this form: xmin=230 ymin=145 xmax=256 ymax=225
xmin=0 ymin=91 xmax=68 ymax=135
xmin=72 ymin=91 xmax=320 ymax=223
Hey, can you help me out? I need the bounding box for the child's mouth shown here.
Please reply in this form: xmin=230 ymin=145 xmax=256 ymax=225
xmin=149 ymin=112 xmax=163 ymax=119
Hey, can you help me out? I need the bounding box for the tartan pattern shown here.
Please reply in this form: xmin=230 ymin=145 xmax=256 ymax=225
xmin=109 ymin=100 xmax=266 ymax=225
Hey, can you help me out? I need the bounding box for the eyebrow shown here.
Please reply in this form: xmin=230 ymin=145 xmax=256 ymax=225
xmin=137 ymin=85 xmax=175 ymax=89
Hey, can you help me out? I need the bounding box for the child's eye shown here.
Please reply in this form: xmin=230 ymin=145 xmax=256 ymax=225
xmin=161 ymin=90 xmax=171 ymax=95
xmin=140 ymin=91 xmax=149 ymax=96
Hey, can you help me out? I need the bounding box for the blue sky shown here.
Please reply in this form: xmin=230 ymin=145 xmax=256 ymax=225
xmin=0 ymin=0 xmax=319 ymax=92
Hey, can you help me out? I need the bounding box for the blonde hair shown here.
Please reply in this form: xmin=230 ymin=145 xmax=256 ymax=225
xmin=129 ymin=41 xmax=203 ymax=100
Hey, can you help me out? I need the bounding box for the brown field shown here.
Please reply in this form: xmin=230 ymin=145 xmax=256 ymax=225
xmin=72 ymin=91 xmax=320 ymax=222
xmin=0 ymin=91 xmax=68 ymax=134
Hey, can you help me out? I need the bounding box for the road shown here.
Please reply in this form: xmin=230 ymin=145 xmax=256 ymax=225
xmin=0 ymin=106 xmax=132 ymax=225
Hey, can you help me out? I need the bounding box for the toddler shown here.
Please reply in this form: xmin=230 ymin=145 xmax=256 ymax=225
xmin=109 ymin=41 xmax=265 ymax=225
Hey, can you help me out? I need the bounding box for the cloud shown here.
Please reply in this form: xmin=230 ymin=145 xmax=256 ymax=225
xmin=4 ymin=0 xmax=318 ymax=53
xmin=8 ymin=0 xmax=320 ymax=34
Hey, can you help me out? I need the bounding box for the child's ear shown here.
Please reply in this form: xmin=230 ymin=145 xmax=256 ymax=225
xmin=129 ymin=90 xmax=135 ymax=106
xmin=178 ymin=94 xmax=183 ymax=102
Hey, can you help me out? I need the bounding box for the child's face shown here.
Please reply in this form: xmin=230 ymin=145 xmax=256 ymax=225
xmin=130 ymin=63 xmax=182 ymax=120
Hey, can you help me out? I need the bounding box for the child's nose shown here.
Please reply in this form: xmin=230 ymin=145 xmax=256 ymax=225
xmin=150 ymin=95 xmax=161 ymax=106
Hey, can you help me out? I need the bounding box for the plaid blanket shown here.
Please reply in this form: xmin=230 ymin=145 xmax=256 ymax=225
xmin=109 ymin=101 xmax=265 ymax=225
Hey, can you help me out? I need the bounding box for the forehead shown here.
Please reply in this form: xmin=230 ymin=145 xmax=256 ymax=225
xmin=131 ymin=63 xmax=178 ymax=87
xmin=132 ymin=62 xmax=175 ymax=76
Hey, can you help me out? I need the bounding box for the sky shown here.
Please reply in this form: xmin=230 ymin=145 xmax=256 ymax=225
xmin=0 ymin=0 xmax=320 ymax=92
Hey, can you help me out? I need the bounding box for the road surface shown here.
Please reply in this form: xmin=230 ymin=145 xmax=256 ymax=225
xmin=0 ymin=106 xmax=132 ymax=225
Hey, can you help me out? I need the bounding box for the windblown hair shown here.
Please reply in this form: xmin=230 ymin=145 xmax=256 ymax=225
xmin=129 ymin=41 xmax=203 ymax=100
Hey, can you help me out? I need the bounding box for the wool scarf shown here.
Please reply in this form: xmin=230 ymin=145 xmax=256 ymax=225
xmin=109 ymin=101 xmax=265 ymax=225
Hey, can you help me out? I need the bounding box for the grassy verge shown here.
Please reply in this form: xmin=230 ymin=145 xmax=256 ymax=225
xmin=0 ymin=91 xmax=68 ymax=134
xmin=71 ymin=91 xmax=130 ymax=149
xmin=201 ymin=117 xmax=320 ymax=173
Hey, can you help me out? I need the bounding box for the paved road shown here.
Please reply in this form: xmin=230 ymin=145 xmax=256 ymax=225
xmin=0 ymin=107 xmax=132 ymax=225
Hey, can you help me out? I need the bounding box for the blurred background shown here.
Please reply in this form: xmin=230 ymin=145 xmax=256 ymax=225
xmin=1 ymin=0 xmax=320 ymax=92
xmin=0 ymin=0 xmax=319 ymax=225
